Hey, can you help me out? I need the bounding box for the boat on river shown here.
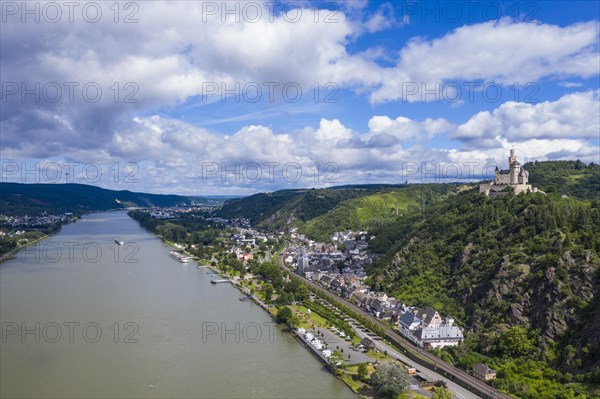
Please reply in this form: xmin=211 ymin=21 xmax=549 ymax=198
xmin=169 ymin=251 xmax=190 ymax=263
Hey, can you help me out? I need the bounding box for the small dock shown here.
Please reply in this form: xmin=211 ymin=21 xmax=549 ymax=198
xmin=210 ymin=279 xmax=229 ymax=284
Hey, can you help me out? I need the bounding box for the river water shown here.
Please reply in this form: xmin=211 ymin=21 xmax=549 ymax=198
xmin=0 ymin=211 xmax=355 ymax=398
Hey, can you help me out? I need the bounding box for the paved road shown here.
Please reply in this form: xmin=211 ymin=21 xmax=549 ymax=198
xmin=277 ymin=244 xmax=513 ymax=399
xmin=316 ymin=299 xmax=477 ymax=399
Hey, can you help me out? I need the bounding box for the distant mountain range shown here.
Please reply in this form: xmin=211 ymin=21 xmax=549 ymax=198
xmin=0 ymin=183 xmax=194 ymax=215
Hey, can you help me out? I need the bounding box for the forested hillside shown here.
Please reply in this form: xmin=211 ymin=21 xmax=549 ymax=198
xmin=300 ymin=184 xmax=462 ymax=241
xmin=0 ymin=183 xmax=192 ymax=215
xmin=367 ymin=191 xmax=600 ymax=398
xmin=216 ymin=187 xmax=385 ymax=229
xmin=217 ymin=184 xmax=464 ymax=238
xmin=525 ymin=160 xmax=599 ymax=200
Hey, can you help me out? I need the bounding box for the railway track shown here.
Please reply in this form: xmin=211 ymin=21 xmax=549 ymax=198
xmin=276 ymin=245 xmax=513 ymax=399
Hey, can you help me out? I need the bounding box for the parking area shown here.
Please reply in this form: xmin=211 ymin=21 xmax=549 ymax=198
xmin=301 ymin=326 xmax=373 ymax=365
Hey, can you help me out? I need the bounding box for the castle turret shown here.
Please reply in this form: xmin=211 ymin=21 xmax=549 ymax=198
xmin=518 ymin=168 xmax=525 ymax=184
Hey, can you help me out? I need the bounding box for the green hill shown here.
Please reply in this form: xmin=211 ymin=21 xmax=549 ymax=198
xmin=301 ymin=184 xmax=463 ymax=241
xmin=525 ymin=160 xmax=599 ymax=200
xmin=0 ymin=183 xmax=192 ymax=215
xmin=367 ymin=190 xmax=600 ymax=398
xmin=217 ymin=184 xmax=464 ymax=236
xmin=216 ymin=187 xmax=387 ymax=229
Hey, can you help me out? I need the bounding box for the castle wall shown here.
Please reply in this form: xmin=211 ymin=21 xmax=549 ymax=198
xmin=495 ymin=174 xmax=511 ymax=185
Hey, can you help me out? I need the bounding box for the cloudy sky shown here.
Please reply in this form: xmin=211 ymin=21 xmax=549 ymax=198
xmin=1 ymin=0 xmax=598 ymax=195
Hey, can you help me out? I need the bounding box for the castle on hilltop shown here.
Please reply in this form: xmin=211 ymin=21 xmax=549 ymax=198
xmin=479 ymin=150 xmax=542 ymax=196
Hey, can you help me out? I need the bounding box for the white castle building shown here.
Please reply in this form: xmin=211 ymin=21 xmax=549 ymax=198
xmin=480 ymin=150 xmax=542 ymax=196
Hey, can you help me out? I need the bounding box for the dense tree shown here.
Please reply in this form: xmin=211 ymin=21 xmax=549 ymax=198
xmin=275 ymin=291 xmax=292 ymax=305
xmin=275 ymin=306 xmax=293 ymax=324
xmin=286 ymin=278 xmax=309 ymax=301
xmin=496 ymin=326 xmax=537 ymax=358
xmin=357 ymin=363 xmax=368 ymax=381
xmin=288 ymin=314 xmax=301 ymax=329
xmin=264 ymin=284 xmax=274 ymax=302
xmin=156 ymin=223 xmax=188 ymax=242
xmin=369 ymin=363 xmax=408 ymax=399
xmin=255 ymin=261 xmax=280 ymax=280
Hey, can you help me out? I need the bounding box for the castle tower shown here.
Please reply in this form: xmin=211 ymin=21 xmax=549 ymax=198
xmin=508 ymin=149 xmax=516 ymax=165
xmin=509 ymin=149 xmax=519 ymax=184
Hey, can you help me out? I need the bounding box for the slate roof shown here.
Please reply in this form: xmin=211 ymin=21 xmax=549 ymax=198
xmin=399 ymin=311 xmax=422 ymax=328
xmin=421 ymin=308 xmax=440 ymax=326
xmin=473 ymin=363 xmax=496 ymax=375
xmin=419 ymin=325 xmax=464 ymax=341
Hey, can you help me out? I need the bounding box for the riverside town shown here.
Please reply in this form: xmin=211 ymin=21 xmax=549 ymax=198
xmin=2 ymin=1 xmax=599 ymax=399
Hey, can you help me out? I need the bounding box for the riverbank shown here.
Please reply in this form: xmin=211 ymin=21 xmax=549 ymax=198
xmin=0 ymin=219 xmax=79 ymax=263
xmin=0 ymin=235 xmax=47 ymax=263
xmin=205 ymin=263 xmax=373 ymax=397
xmin=129 ymin=217 xmax=364 ymax=397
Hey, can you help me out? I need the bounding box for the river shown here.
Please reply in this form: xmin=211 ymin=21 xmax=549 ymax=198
xmin=0 ymin=211 xmax=355 ymax=398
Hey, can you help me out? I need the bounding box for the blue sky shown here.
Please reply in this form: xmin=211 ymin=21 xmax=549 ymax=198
xmin=1 ymin=0 xmax=599 ymax=195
